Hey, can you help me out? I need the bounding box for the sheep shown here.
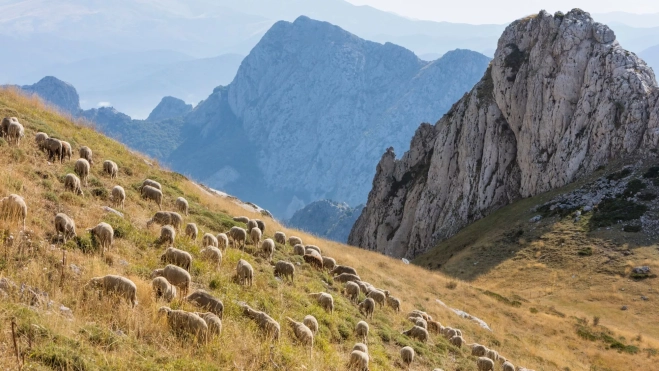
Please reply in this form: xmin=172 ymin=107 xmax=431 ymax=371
xmin=236 ymin=259 xmax=253 ymax=286
xmin=175 ymin=197 xmax=188 ymax=216
xmin=285 ymin=317 xmax=313 ymax=357
xmin=273 ymin=260 xmax=295 ymax=282
xmin=88 ymin=222 xmax=113 ymax=254
xmin=79 ymin=146 xmax=93 ymax=165
xmin=255 ymin=219 xmax=265 ymax=234
xmin=250 ymin=227 xmax=262 ymax=247
xmin=232 ymin=216 xmax=249 ymax=224
xmin=140 ymin=179 xmax=162 ymax=192
xmin=185 ymin=223 xmax=198 ymax=240
xmin=355 ymin=280 xmax=375 ymax=294
xmin=485 ymin=349 xmax=500 ymax=362
xmin=216 ymin=233 xmax=228 ymax=250
xmin=227 ymin=226 xmax=246 ymax=249
xmin=158 ymin=307 xmax=208 ymax=343
xmin=352 ymin=343 xmax=368 ymax=353
xmin=303 ymin=315 xmax=318 ymax=335
xmin=427 ymin=320 xmax=443 ymax=334
xmin=305 ymin=245 xmax=321 ymax=255
xmin=0 ymin=194 xmax=27 ymax=230
xmin=344 ymin=281 xmax=360 ymax=303
xmin=44 ymin=137 xmax=63 ymax=162
xmin=60 ymin=140 xmax=72 ymax=162
xmin=476 ymin=357 xmax=494 ymax=371
xmin=450 ymin=335 xmax=464 ymax=347
xmin=200 ymin=246 xmax=222 ymax=268
xmin=152 ymin=265 xmax=191 ymax=297
xmin=355 ymin=321 xmax=369 ymax=343
xmin=54 ymin=213 xmax=76 ymax=243
xmin=400 ymin=346 xmax=415 ymax=370
xmin=241 ymin=304 xmax=280 ymax=340
xmin=35 ymin=132 xmax=48 ymax=151
xmin=366 ymin=290 xmax=386 ymax=308
xmin=288 ymin=236 xmax=302 ymax=246
xmin=160 ymin=246 xmax=191 ymax=271
xmin=334 ymin=273 xmax=361 ymax=284
xmin=83 ymin=275 xmax=137 ymax=307
xmin=331 ymin=265 xmax=358 ymax=276
xmin=386 ymin=296 xmax=401 ymax=312
xmin=308 ymin=292 xmax=333 ymax=314
xmin=402 ymin=325 xmax=429 ymax=342
xmin=74 ymin=158 xmax=90 ymax=186
xmin=442 ymin=327 xmax=457 ymax=340
xmin=359 ymin=298 xmax=375 ymax=319
xmin=6 ymin=121 xmax=24 ymax=146
xmin=146 ymin=211 xmax=182 ymax=230
xmin=409 ymin=317 xmax=427 ymax=329
xmin=261 ymin=238 xmax=275 ymax=262
xmin=62 ymin=174 xmax=83 ymax=196
xmin=103 ymin=160 xmax=118 ymax=179
xmin=246 ymin=219 xmax=258 ymax=234
xmin=202 ymin=233 xmax=218 ymax=248
xmin=160 ymin=225 xmax=176 ymax=246
xmin=468 ymin=343 xmax=488 ymax=357
xmin=322 ymin=256 xmax=336 ymax=271
xmin=109 ymin=185 xmax=125 ymax=209
xmin=152 ymin=276 xmax=177 ymax=302
xmin=274 ymin=231 xmax=286 ymax=245
xmin=140 ymin=185 xmax=162 ymax=210
xmin=1 ymin=117 xmax=16 ymax=138
xmin=293 ymin=244 xmax=305 ymax=256
xmin=502 ymin=361 xmax=515 ymax=371
xmin=196 ymin=311 xmax=222 ymax=338
xmin=408 ymin=310 xmax=432 ymax=321
xmin=186 ymin=290 xmax=224 ymax=319
xmin=348 ymin=350 xmax=369 ymax=371
xmin=303 ymin=253 xmax=323 ymax=269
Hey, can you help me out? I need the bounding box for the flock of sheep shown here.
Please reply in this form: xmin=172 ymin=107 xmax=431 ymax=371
xmin=0 ymin=116 xmax=536 ymax=370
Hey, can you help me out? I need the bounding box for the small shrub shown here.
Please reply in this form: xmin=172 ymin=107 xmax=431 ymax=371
xmin=529 ymin=307 xmax=539 ymax=314
xmin=590 ymin=197 xmax=647 ymax=228
xmin=446 ymin=281 xmax=458 ymax=290
xmin=593 ymin=316 xmax=600 ymax=326
xmin=209 ymin=279 xmax=221 ymax=290
xmin=637 ymin=192 xmax=657 ymax=201
xmin=91 ymin=187 xmax=109 ymax=199
xmin=11 ymin=148 xmax=26 ymax=162
xmin=123 ymin=167 xmax=133 ymax=176
xmin=643 ymin=166 xmax=659 ymax=179
xmin=483 ymin=290 xmax=522 ymax=307
xmin=89 ymin=177 xmax=103 ymax=187
xmin=577 ymin=247 xmax=593 ymax=256
xmin=624 ymin=179 xmax=646 ymax=197
xmin=623 ymin=225 xmax=642 ymax=233
xmin=0 ymin=138 xmax=5 ymax=147
xmin=41 ymin=179 xmax=53 ymax=190
xmin=75 ymin=235 xmax=96 ymax=254
xmin=44 ymin=192 xmax=59 ymax=203
xmin=607 ymin=168 xmax=631 ymax=181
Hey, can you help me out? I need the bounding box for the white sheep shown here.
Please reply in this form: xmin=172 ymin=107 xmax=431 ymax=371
xmin=367 ymin=289 xmax=386 ymax=308
xmin=477 ymin=357 xmax=494 ymax=371
xmin=35 ymin=132 xmax=48 ymax=151
xmin=348 ymin=350 xmax=369 ymax=371
xmin=250 ymin=227 xmax=262 ymax=247
xmin=274 ymin=260 xmax=295 ymax=282
xmin=236 ymin=259 xmax=253 ymax=286
xmin=288 ymin=236 xmax=302 ymax=246
xmin=449 ymin=335 xmax=464 ymax=347
xmin=334 ymin=273 xmax=362 ymax=284
xmin=305 ymin=245 xmax=321 ymax=255
xmin=60 ymin=140 xmax=72 ymax=162
xmin=359 ymin=298 xmax=375 ymax=319
xmin=74 ymin=158 xmax=90 ymax=186
xmin=241 ymin=304 xmax=280 ymax=340
xmin=486 ymin=349 xmax=500 ymax=362
xmin=303 ymin=315 xmax=318 ymax=335
xmin=63 ymin=174 xmax=83 ymax=196
xmin=83 ymin=275 xmax=137 ymax=307
xmin=331 ymin=265 xmax=358 ymax=276
xmin=140 ymin=179 xmax=162 ymax=192
xmin=146 ymin=211 xmax=182 ymax=230
xmin=185 ymin=290 xmax=224 ymax=318
xmin=160 ymin=225 xmax=176 ymax=246
xmin=402 ymin=325 xmax=429 ymax=342
xmin=158 ymin=307 xmax=208 ymax=343
xmin=197 ymin=312 xmax=222 ymax=338
xmin=200 ymin=246 xmax=222 ymax=268
xmin=202 ymin=233 xmax=218 ymax=248
xmin=227 ymin=226 xmax=247 ymax=249
xmin=6 ymin=121 xmax=24 ymax=146
xmin=79 ymin=146 xmax=93 ymax=165
xmin=88 ymin=222 xmax=113 ymax=254
xmin=274 ymin=231 xmax=286 ymax=245
xmin=386 ymin=296 xmax=401 ymax=312
xmin=322 ymin=256 xmax=336 ymax=271
xmin=468 ymin=343 xmax=488 ymax=357
xmin=185 ymin=223 xmax=198 ymax=240
xmin=54 ymin=213 xmax=76 ymax=243
xmin=293 ymin=244 xmax=305 ymax=256
xmin=286 ymin=317 xmax=314 ymax=358
xmin=502 ymin=361 xmax=515 ymax=371
xmin=232 ymin=216 xmax=249 ymax=224
xmin=103 ymin=160 xmax=118 ymax=179
xmin=400 ymin=346 xmax=415 ymax=370
xmin=246 ymin=219 xmax=257 ymax=234
xmin=111 ymin=185 xmax=125 ymax=209
xmin=261 ymin=238 xmax=275 ymax=262
xmin=355 ymin=321 xmax=369 ymax=343
xmin=352 ymin=343 xmax=368 ymax=353
xmin=44 ymin=137 xmax=63 ymax=162
xmin=303 ymin=253 xmax=324 ymax=269
xmin=152 ymin=265 xmax=191 ymax=297
xmin=160 ymin=246 xmax=191 ymax=271
xmin=255 ymin=219 xmax=265 ymax=234
xmin=216 ymin=233 xmax=228 ymax=251
xmin=308 ymin=292 xmax=333 ymax=314
xmin=428 ymin=320 xmax=442 ymax=334
xmin=344 ymin=281 xmax=360 ymax=303
xmin=175 ymin=197 xmax=188 ymax=216
xmin=152 ymin=276 xmax=177 ymax=302
xmin=410 ymin=317 xmax=427 ymax=329
xmin=0 ymin=194 xmax=27 ymax=230
xmin=140 ymin=185 xmax=162 ymax=210
xmin=408 ymin=310 xmax=432 ymax=321
xmin=0 ymin=117 xmax=14 ymax=138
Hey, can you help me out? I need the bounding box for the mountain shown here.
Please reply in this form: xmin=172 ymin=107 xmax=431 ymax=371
xmin=593 ymin=11 xmax=659 ymax=28
xmin=349 ymin=9 xmax=659 ymax=259
xmin=166 ymin=16 xmax=490 ymax=218
xmin=287 ymin=200 xmax=363 ymax=243
xmin=641 ymin=45 xmax=659 ymax=75
xmin=15 ymin=76 xmax=81 ymax=116
xmin=146 ymin=97 xmax=193 ymax=122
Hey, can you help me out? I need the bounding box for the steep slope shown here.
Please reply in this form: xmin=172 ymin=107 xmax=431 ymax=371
xmin=350 ymin=9 xmax=659 ymax=259
xmin=169 ymin=16 xmax=490 ymax=218
xmin=287 ymin=200 xmax=363 ymax=243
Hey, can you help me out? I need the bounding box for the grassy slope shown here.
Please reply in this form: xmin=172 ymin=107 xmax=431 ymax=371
xmin=0 ymin=87 xmax=652 ymax=371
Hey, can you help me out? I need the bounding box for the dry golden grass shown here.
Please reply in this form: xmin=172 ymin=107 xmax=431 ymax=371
xmin=0 ymin=87 xmax=653 ymax=370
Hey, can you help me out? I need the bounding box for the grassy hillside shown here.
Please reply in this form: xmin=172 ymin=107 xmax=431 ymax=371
xmin=0 ymin=87 xmax=653 ymax=370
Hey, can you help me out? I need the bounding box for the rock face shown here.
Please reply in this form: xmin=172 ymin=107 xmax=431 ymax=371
xmin=349 ymin=9 xmax=659 ymax=259
xmin=146 ymin=96 xmax=193 ymax=122
xmin=18 ymin=76 xmax=81 ymax=115
xmin=168 ymin=16 xmax=490 ymax=217
xmin=287 ymin=200 xmax=363 ymax=243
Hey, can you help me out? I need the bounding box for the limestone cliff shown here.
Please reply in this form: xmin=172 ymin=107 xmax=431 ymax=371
xmin=349 ymin=9 xmax=659 ymax=258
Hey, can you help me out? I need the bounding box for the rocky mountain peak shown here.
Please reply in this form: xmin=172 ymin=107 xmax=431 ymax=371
xmin=20 ymin=76 xmax=81 ymax=115
xmin=350 ymin=9 xmax=659 ymax=259
xmin=146 ymin=96 xmax=193 ymax=122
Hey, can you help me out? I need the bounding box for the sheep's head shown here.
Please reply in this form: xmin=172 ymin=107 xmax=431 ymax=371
xmin=150 ymin=269 xmax=164 ymax=279
xmin=158 ymin=306 xmax=172 ymax=316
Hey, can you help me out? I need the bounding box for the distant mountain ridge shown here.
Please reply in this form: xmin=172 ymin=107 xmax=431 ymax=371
xmin=287 ymin=200 xmax=363 ymax=243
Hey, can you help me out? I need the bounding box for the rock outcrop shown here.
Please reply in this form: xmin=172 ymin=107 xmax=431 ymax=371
xmin=17 ymin=76 xmax=81 ymax=115
xmin=287 ymin=200 xmax=364 ymax=243
xmin=349 ymin=9 xmax=659 ymax=259
xmin=146 ymin=96 xmax=193 ymax=122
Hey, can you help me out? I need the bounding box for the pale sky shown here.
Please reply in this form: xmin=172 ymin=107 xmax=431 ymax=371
xmin=345 ymin=0 xmax=659 ymax=24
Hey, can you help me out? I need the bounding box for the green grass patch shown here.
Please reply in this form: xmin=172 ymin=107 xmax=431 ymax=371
xmin=589 ymin=197 xmax=647 ymax=228
xmin=577 ymin=247 xmax=593 ymax=256
xmin=483 ymin=290 xmax=522 ymax=307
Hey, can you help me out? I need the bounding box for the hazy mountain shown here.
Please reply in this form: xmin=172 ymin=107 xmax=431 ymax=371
xmin=593 ymin=12 xmax=659 ymax=28
xmin=287 ymin=200 xmax=363 ymax=243
xmin=640 ymin=45 xmax=659 ymax=74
